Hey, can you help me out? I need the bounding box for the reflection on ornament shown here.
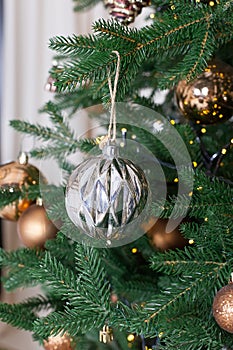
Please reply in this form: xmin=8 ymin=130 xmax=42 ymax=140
xmin=104 ymin=0 xmax=151 ymax=25
xmin=43 ymin=333 xmax=75 ymax=350
xmin=212 ymin=282 xmax=233 ymax=333
xmin=65 ymin=143 xmax=149 ymax=245
xmin=0 ymin=152 xmax=46 ymax=221
xmin=143 ymin=218 xmax=188 ymax=251
xmin=175 ymin=59 xmax=233 ymax=124
xmin=17 ymin=200 xmax=57 ymax=248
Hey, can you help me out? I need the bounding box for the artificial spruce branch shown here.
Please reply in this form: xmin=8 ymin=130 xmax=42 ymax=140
xmin=0 ymin=303 xmax=37 ymax=331
xmin=0 ymin=248 xmax=45 ymax=290
xmin=49 ymin=3 xmax=233 ymax=96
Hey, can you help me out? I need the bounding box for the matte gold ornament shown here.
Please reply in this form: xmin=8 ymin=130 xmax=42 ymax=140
xmin=212 ymin=282 xmax=233 ymax=333
xmin=144 ymin=218 xmax=188 ymax=251
xmin=17 ymin=199 xmax=57 ymax=248
xmin=175 ymin=59 xmax=233 ymax=125
xmin=0 ymin=152 xmax=46 ymax=221
xmin=99 ymin=325 xmax=114 ymax=343
xmin=43 ymin=333 xmax=75 ymax=350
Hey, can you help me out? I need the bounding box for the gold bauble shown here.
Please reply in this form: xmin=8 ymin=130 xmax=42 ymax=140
xmin=212 ymin=283 xmax=233 ymax=333
xmin=144 ymin=218 xmax=188 ymax=251
xmin=0 ymin=152 xmax=46 ymax=221
xmin=44 ymin=333 xmax=75 ymax=350
xmin=175 ymin=59 xmax=233 ymax=124
xmin=17 ymin=203 xmax=57 ymax=248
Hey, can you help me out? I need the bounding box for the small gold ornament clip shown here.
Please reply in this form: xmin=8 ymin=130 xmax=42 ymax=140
xmin=99 ymin=325 xmax=113 ymax=343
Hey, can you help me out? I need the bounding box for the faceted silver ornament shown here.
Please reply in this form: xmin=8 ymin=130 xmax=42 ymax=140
xmin=65 ymin=143 xmax=149 ymax=244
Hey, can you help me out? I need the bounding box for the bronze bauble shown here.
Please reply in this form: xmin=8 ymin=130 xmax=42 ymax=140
xmin=175 ymin=59 xmax=233 ymax=124
xmin=44 ymin=333 xmax=75 ymax=350
xmin=144 ymin=218 xmax=188 ymax=251
xmin=0 ymin=153 xmax=46 ymax=221
xmin=17 ymin=204 xmax=57 ymax=248
xmin=212 ymin=283 xmax=233 ymax=333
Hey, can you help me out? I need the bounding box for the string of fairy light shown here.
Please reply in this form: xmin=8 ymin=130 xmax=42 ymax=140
xmin=150 ymin=0 xmax=220 ymax=19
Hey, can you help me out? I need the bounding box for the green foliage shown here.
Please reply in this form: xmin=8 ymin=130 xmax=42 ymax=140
xmin=0 ymin=1 xmax=233 ymax=349
xmin=30 ymin=244 xmax=111 ymax=340
xmin=0 ymin=303 xmax=37 ymax=331
xmin=0 ymin=247 xmax=45 ymax=290
xmin=10 ymin=102 xmax=96 ymax=164
xmin=49 ymin=1 xmax=233 ymax=99
xmin=152 ymin=169 xmax=233 ymax=219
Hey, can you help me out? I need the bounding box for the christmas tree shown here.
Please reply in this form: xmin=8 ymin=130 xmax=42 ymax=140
xmin=0 ymin=1 xmax=233 ymax=349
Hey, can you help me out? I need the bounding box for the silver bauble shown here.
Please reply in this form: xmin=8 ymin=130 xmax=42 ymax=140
xmin=65 ymin=143 xmax=149 ymax=244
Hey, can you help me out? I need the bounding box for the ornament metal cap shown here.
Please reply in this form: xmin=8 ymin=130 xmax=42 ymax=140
xmin=36 ymin=197 xmax=43 ymax=206
xmin=102 ymin=141 xmax=119 ymax=159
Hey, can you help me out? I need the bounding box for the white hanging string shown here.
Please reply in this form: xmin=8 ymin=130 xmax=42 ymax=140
xmin=107 ymin=50 xmax=121 ymax=142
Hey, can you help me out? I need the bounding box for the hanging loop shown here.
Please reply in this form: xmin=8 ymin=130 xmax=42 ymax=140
xmin=107 ymin=50 xmax=121 ymax=142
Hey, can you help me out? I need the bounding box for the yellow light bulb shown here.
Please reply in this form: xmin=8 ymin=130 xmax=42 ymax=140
xmin=127 ymin=334 xmax=135 ymax=342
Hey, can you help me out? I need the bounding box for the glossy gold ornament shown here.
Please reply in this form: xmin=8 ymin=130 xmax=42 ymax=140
xmin=17 ymin=200 xmax=57 ymax=248
xmin=43 ymin=333 xmax=75 ymax=350
xmin=144 ymin=218 xmax=188 ymax=251
xmin=175 ymin=59 xmax=233 ymax=125
xmin=0 ymin=152 xmax=46 ymax=221
xmin=212 ymin=282 xmax=233 ymax=333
